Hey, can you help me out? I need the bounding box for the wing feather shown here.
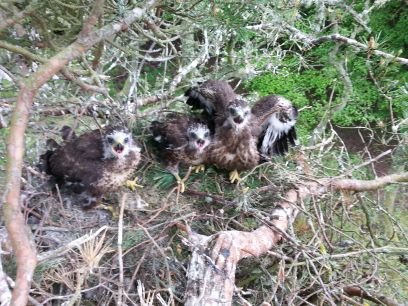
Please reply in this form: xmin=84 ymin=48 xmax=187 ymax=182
xmin=185 ymin=80 xmax=239 ymax=127
xmin=252 ymin=95 xmax=298 ymax=156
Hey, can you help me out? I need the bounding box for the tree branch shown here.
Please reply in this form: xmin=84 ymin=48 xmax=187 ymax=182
xmin=0 ymin=41 xmax=108 ymax=94
xmin=246 ymin=23 xmax=408 ymax=65
xmin=2 ymin=1 xmax=158 ymax=305
xmin=184 ymin=171 xmax=407 ymax=305
xmin=0 ymin=3 xmax=36 ymax=31
xmin=286 ymin=27 xmax=408 ymax=65
xmin=344 ymin=286 xmax=403 ymax=306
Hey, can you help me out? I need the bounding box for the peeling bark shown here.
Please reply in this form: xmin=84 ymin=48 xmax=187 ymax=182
xmin=184 ymin=174 xmax=408 ymax=305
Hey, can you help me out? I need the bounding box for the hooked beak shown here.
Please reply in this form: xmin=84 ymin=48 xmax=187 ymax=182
xmin=233 ymin=116 xmax=244 ymax=124
xmin=114 ymin=143 xmax=124 ymax=154
xmin=196 ymin=139 xmax=206 ymax=149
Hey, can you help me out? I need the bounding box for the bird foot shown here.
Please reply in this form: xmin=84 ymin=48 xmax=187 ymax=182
xmin=229 ymin=170 xmax=241 ymax=183
xmin=125 ymin=177 xmax=143 ymax=191
xmin=241 ymin=186 xmax=250 ymax=194
xmin=95 ymin=203 xmax=119 ymax=219
xmin=192 ymin=164 xmax=205 ymax=173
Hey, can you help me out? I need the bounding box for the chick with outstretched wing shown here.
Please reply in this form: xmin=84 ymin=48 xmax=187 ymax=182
xmin=185 ymin=80 xmax=298 ymax=183
xmin=252 ymin=95 xmax=298 ymax=158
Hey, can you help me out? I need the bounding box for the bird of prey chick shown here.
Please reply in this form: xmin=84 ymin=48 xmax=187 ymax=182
xmin=150 ymin=114 xmax=211 ymax=192
xmin=40 ymin=125 xmax=141 ymax=208
xmin=185 ymin=80 xmax=298 ymax=183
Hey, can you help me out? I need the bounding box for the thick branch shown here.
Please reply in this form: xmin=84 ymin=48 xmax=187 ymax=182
xmin=2 ymin=1 xmax=158 ymax=305
xmin=329 ymin=172 xmax=408 ymax=191
xmin=289 ymin=30 xmax=408 ymax=66
xmin=184 ymin=172 xmax=407 ymax=305
xmin=184 ymin=189 xmax=301 ymax=305
xmin=0 ymin=41 xmax=107 ymax=94
xmin=344 ymin=286 xmax=402 ymax=306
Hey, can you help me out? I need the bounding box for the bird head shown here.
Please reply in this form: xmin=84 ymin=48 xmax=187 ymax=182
xmin=226 ymin=99 xmax=251 ymax=129
xmin=187 ymin=123 xmax=211 ymax=152
xmin=103 ymin=127 xmax=140 ymax=159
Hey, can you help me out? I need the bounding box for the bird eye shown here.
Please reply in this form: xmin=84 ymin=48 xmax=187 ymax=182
xmin=204 ymin=132 xmax=209 ymax=138
xmin=190 ymin=132 xmax=197 ymax=139
xmin=107 ymin=137 xmax=114 ymax=144
xmin=229 ymin=108 xmax=237 ymax=115
xmin=124 ymin=137 xmax=129 ymax=144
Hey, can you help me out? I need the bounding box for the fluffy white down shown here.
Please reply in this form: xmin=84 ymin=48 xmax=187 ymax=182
xmin=103 ymin=131 xmax=140 ymax=160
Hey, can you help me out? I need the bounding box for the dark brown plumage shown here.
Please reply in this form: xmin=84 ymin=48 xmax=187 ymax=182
xmin=150 ymin=114 xmax=211 ymax=189
xmin=40 ymin=126 xmax=141 ymax=207
xmin=185 ymin=80 xmax=298 ymax=181
xmin=185 ymin=80 xmax=247 ymax=131
xmin=252 ymin=95 xmax=298 ymax=157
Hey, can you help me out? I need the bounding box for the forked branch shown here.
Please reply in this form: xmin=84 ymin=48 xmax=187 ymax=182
xmin=184 ymin=172 xmax=407 ymax=305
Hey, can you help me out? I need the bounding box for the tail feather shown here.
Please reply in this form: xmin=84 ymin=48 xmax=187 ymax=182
xmin=288 ymin=127 xmax=297 ymax=146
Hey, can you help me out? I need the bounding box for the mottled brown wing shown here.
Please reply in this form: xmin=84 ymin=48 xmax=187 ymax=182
xmin=46 ymin=130 xmax=104 ymax=187
xmin=72 ymin=129 xmax=104 ymax=159
xmin=150 ymin=115 xmax=190 ymax=149
xmin=251 ymin=95 xmax=298 ymax=156
xmin=185 ymin=80 xmax=236 ymax=114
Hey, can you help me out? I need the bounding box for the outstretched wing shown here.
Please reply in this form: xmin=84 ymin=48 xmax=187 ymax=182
xmin=185 ymin=80 xmax=240 ymax=129
xmin=252 ymin=95 xmax=298 ymax=157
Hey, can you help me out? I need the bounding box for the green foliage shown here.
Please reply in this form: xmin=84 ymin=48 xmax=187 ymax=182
xmin=248 ymin=52 xmax=338 ymax=139
xmin=0 ymin=79 xmax=15 ymax=98
xmin=370 ymin=1 xmax=408 ymax=56
xmin=0 ymin=127 xmax=8 ymax=167
xmin=248 ymin=42 xmax=406 ymax=136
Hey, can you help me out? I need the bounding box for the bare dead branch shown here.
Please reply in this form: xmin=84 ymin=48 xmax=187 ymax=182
xmin=329 ymin=172 xmax=408 ymax=191
xmin=0 ymin=41 xmax=108 ymax=94
xmin=37 ymin=226 xmax=110 ymax=263
xmin=117 ymin=193 xmax=127 ymax=305
xmin=292 ymin=30 xmax=408 ymax=66
xmin=0 ymin=3 xmax=36 ymax=31
xmin=344 ymin=286 xmax=403 ymax=306
xmin=184 ymin=170 xmax=408 ymax=305
xmin=246 ymin=23 xmax=408 ymax=65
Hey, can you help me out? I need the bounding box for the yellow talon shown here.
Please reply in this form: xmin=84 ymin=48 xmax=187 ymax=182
xmin=241 ymin=187 xmax=250 ymax=193
xmin=173 ymin=170 xmax=191 ymax=193
xmin=95 ymin=203 xmax=119 ymax=219
xmin=125 ymin=177 xmax=144 ymax=191
xmin=193 ymin=164 xmax=205 ymax=173
xmin=229 ymin=170 xmax=241 ymax=184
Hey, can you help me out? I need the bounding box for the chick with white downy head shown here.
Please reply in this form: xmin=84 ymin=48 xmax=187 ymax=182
xmin=186 ymin=123 xmax=211 ymax=152
xmin=225 ymin=99 xmax=251 ymax=130
xmin=102 ymin=128 xmax=140 ymax=160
